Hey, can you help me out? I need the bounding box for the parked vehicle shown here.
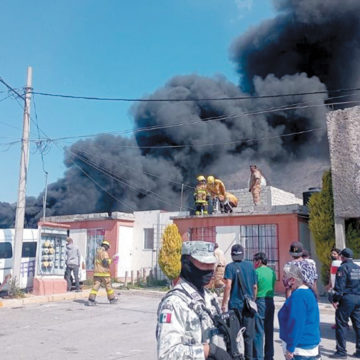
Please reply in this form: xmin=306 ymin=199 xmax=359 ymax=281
xmin=0 ymin=229 xmax=38 ymax=291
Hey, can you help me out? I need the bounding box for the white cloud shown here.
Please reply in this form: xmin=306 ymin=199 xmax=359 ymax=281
xmin=235 ymin=0 xmax=253 ymax=11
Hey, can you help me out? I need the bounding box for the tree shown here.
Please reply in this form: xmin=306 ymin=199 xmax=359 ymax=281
xmin=309 ymin=170 xmax=360 ymax=284
xmin=308 ymin=170 xmax=335 ymax=284
xmin=158 ymin=224 xmax=182 ymax=280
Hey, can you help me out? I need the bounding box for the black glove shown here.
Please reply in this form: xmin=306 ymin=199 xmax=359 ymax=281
xmin=208 ymin=344 xmax=232 ymax=360
xmin=102 ymin=258 xmax=110 ymax=268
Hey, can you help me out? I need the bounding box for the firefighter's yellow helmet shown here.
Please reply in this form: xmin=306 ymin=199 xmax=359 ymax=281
xmin=102 ymin=240 xmax=110 ymax=248
xmin=207 ymin=176 xmax=215 ymax=184
xmin=197 ymin=175 xmax=206 ymax=182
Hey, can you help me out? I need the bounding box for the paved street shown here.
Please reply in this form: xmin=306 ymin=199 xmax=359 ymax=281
xmin=0 ymin=292 xmax=357 ymax=359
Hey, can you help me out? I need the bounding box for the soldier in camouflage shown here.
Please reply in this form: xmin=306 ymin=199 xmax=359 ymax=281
xmin=156 ymin=241 xmax=232 ymax=360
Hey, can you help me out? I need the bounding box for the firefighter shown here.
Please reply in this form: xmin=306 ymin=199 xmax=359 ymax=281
xmin=207 ymin=176 xmax=226 ymax=213
xmin=194 ymin=175 xmax=209 ymax=215
xmin=222 ymin=192 xmax=238 ymax=214
xmin=88 ymin=240 xmax=118 ymax=306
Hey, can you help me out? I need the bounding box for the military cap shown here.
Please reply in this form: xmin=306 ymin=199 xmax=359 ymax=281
xmin=182 ymin=241 xmax=217 ymax=264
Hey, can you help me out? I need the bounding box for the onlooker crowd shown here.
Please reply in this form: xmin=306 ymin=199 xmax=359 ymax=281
xmin=156 ymin=241 xmax=360 ymax=360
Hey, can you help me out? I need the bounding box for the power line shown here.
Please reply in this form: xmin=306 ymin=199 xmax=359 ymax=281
xmin=68 ymin=149 xmax=193 ymax=211
xmin=73 ymin=148 xmax=195 ymax=190
xmin=31 ymin=86 xmax=360 ymax=102
xmin=0 ymin=77 xmax=25 ymax=101
xmin=26 ymin=96 xmax=360 ymax=145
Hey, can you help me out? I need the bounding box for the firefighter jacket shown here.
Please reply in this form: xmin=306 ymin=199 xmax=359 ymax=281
xmin=225 ymin=192 xmax=238 ymax=207
xmin=194 ymin=183 xmax=209 ymax=204
xmin=94 ymin=246 xmax=112 ymax=277
xmin=156 ymin=279 xmax=226 ymax=360
xmin=207 ymin=179 xmax=226 ymax=199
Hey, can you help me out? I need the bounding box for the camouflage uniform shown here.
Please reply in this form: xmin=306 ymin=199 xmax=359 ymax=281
xmin=156 ymin=279 xmax=226 ymax=359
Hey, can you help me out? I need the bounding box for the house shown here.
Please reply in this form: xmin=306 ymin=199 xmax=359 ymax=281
xmin=172 ymin=186 xmax=319 ymax=292
xmin=46 ymin=210 xmax=185 ymax=281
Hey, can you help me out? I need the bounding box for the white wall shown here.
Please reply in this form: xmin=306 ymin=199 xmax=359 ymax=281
xmin=216 ymin=226 xmax=240 ymax=264
xmin=117 ymin=226 xmax=134 ymax=277
xmin=69 ymin=229 xmax=87 ymax=259
xmin=129 ymin=211 xmax=182 ymax=276
xmin=132 ymin=210 xmax=161 ymax=274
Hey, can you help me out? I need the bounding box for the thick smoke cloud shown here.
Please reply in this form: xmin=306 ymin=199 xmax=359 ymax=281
xmin=2 ymin=0 xmax=359 ymax=227
xmin=231 ymin=0 xmax=360 ymax=93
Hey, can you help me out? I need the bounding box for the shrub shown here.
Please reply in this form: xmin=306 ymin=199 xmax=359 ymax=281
xmin=308 ymin=170 xmax=335 ymax=284
xmin=158 ymin=224 xmax=182 ymax=280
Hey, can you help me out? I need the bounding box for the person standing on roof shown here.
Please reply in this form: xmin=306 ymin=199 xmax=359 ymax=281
xmin=249 ymin=165 xmax=266 ymax=206
xmin=194 ymin=175 xmax=209 ymax=216
xmin=88 ymin=240 xmax=118 ymax=306
xmin=206 ymin=176 xmax=226 ymax=214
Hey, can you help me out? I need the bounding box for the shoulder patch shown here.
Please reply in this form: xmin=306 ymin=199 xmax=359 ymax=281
xmin=159 ymin=312 xmax=172 ymax=324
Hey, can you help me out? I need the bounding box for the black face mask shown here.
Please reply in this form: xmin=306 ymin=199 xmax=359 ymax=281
xmin=180 ymin=257 xmax=214 ymax=294
xmin=331 ymin=255 xmax=338 ymax=260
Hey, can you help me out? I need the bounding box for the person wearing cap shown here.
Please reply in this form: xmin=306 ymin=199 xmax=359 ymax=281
xmin=88 ymin=240 xmax=118 ymax=306
xmin=222 ymin=244 xmax=257 ymax=360
xmin=283 ymin=242 xmax=318 ymax=299
xmin=329 ymin=247 xmax=360 ymax=359
xmin=156 ymin=241 xmax=231 ymax=360
xmin=278 ymin=262 xmax=320 ymax=360
xmin=64 ymin=237 xmax=81 ymax=292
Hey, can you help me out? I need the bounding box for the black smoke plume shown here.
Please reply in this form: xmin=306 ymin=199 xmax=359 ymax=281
xmin=1 ymin=0 xmax=360 ymax=228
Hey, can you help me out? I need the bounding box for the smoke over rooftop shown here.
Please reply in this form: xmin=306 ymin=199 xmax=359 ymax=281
xmin=1 ymin=0 xmax=360 ymax=227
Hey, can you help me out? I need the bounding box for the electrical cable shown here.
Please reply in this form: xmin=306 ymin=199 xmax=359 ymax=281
xmin=26 ymin=95 xmax=360 ymax=145
xmin=68 ymin=148 xmax=195 ymax=211
xmin=30 ymin=86 xmax=360 ymax=102
xmin=73 ymin=147 xmax=195 ymax=190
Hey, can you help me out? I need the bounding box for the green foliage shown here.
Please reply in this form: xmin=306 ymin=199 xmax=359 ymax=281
xmin=7 ymin=277 xmax=25 ymax=298
xmin=308 ymin=170 xmax=335 ymax=284
xmin=158 ymin=224 xmax=182 ymax=280
xmin=309 ymin=171 xmax=360 ymax=283
xmin=346 ymin=220 xmax=360 ymax=259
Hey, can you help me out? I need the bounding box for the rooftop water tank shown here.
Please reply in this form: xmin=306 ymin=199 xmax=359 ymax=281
xmin=303 ymin=187 xmax=321 ymax=206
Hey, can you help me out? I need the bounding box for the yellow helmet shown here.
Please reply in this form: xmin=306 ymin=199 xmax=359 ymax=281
xmin=207 ymin=176 xmax=215 ymax=184
xmin=101 ymin=240 xmax=110 ymax=248
xmin=197 ymin=175 xmax=206 ymax=182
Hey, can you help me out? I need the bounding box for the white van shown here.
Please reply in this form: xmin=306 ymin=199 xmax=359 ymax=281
xmin=0 ymin=229 xmax=38 ymax=291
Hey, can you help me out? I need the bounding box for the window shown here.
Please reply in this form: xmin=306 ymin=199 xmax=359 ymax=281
xmin=22 ymin=242 xmax=37 ymax=258
xmin=0 ymin=242 xmax=12 ymax=259
xmin=144 ymin=228 xmax=154 ymax=250
xmin=87 ymin=229 xmax=105 ymax=270
xmin=189 ymin=227 xmax=216 ymax=242
xmin=240 ymin=224 xmax=279 ymax=277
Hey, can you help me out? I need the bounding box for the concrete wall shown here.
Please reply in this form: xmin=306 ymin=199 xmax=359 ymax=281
xmin=230 ymin=186 xmax=302 ymax=213
xmin=327 ymin=106 xmax=360 ymax=218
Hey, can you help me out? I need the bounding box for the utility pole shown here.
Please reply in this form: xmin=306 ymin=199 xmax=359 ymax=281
xmin=13 ymin=67 xmax=33 ymax=284
xmin=180 ymin=183 xmax=184 ymax=212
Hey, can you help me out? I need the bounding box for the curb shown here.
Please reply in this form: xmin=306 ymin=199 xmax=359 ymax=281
xmin=0 ymin=289 xmax=333 ymax=310
xmin=0 ymin=288 xmax=165 ymax=309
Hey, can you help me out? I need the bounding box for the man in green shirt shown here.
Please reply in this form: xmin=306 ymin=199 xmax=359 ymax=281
xmin=253 ymin=252 xmax=276 ymax=360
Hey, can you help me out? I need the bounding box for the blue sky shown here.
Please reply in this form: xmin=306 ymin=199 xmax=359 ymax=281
xmin=0 ymin=0 xmax=274 ymax=203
